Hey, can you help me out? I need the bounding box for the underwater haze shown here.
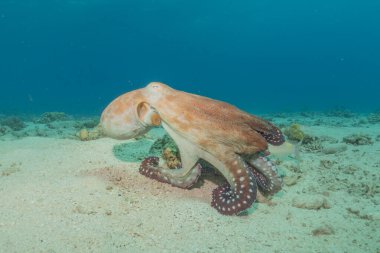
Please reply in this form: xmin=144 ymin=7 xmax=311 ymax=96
xmin=1 ymin=1 xmax=380 ymax=253
xmin=1 ymin=0 xmax=379 ymax=115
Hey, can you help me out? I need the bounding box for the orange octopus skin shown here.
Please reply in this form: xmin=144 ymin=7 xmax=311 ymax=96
xmin=101 ymin=82 xmax=284 ymax=215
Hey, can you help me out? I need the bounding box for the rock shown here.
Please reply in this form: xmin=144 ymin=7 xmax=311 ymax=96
xmin=343 ymin=134 xmax=373 ymax=145
xmin=1 ymin=116 xmax=25 ymax=131
xmin=322 ymin=144 xmax=348 ymax=154
xmin=37 ymin=112 xmax=68 ymax=124
xmin=292 ymin=195 xmax=331 ymax=210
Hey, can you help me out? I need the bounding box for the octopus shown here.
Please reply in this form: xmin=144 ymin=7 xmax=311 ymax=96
xmin=100 ymin=82 xmax=285 ymax=215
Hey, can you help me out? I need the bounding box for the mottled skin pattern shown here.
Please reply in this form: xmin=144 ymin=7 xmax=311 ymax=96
xmin=101 ymin=82 xmax=284 ymax=215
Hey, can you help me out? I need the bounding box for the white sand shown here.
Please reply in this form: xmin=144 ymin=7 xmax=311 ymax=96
xmin=0 ymin=120 xmax=379 ymax=253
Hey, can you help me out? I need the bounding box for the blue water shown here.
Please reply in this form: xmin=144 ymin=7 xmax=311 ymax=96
xmin=1 ymin=0 xmax=379 ymax=115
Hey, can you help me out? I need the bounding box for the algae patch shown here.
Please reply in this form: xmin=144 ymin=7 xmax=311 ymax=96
xmin=113 ymin=139 xmax=154 ymax=162
xmin=284 ymin=124 xmax=305 ymax=142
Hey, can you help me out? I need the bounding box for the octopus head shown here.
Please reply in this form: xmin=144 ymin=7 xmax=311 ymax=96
xmin=100 ymin=88 xmax=161 ymax=140
xmin=144 ymin=82 xmax=174 ymax=103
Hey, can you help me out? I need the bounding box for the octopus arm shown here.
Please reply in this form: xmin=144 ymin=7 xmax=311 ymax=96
xmin=139 ymin=157 xmax=202 ymax=189
xmin=244 ymin=116 xmax=285 ymax=146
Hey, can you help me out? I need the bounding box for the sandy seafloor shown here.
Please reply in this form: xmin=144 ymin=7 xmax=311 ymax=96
xmin=0 ymin=112 xmax=379 ymax=253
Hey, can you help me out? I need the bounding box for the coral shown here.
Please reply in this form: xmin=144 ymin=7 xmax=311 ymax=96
xmin=77 ymin=126 xmax=103 ymax=141
xmin=1 ymin=116 xmax=26 ymax=131
xmin=37 ymin=112 xmax=68 ymax=124
xmin=284 ymin=124 xmax=323 ymax=152
xmin=79 ymin=129 xmax=89 ymax=141
xmin=162 ymin=147 xmax=181 ymax=169
xmin=284 ymin=124 xmax=305 ymax=142
xmin=149 ymin=134 xmax=181 ymax=169
xmin=343 ymin=134 xmax=373 ymax=145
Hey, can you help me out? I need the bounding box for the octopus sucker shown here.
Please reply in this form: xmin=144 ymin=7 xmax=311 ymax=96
xmin=211 ymin=164 xmax=258 ymax=215
xmin=139 ymin=157 xmax=170 ymax=184
xmin=139 ymin=156 xmax=202 ymax=189
xmin=101 ymin=82 xmax=285 ymax=215
xmin=253 ymin=123 xmax=285 ymax=146
xmin=247 ymin=156 xmax=282 ymax=194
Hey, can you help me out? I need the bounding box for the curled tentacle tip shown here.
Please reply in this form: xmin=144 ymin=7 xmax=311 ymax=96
xmin=211 ymin=180 xmax=257 ymax=215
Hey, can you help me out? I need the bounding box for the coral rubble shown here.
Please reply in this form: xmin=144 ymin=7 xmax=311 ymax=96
xmin=37 ymin=112 xmax=68 ymax=124
xmin=326 ymin=108 xmax=355 ymax=118
xmin=343 ymin=134 xmax=373 ymax=145
xmin=0 ymin=116 xmax=25 ymax=131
